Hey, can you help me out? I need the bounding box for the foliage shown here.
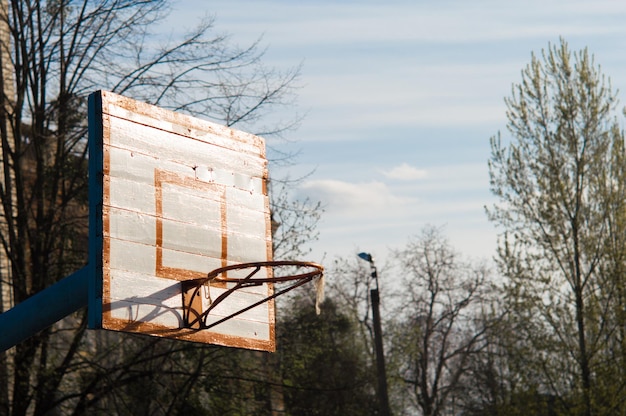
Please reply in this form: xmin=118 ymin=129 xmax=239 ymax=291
xmin=487 ymin=38 xmax=626 ymax=415
xmin=277 ymin=295 xmax=378 ymax=416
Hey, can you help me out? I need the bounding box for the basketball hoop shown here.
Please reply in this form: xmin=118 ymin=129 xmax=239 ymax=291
xmin=182 ymin=261 xmax=324 ymax=330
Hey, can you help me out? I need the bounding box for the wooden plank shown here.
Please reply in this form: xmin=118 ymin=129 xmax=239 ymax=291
xmin=106 ymin=271 xmax=271 ymax=339
xmin=107 ymin=176 xmax=156 ymax=216
xmin=107 ymin=146 xmax=265 ymax=195
xmin=100 ymin=90 xmax=266 ymax=157
xmin=107 ymin=273 xmax=182 ymax=329
xmin=202 ymin=316 xmax=271 ymax=341
xmin=158 ymin=224 xmax=268 ymax=261
xmin=226 ymin=233 xmax=270 ymax=263
xmin=108 ymin=270 xmax=181 ymax=301
xmin=106 ymin=208 xmax=271 ymax=259
xmin=106 ymin=172 xmax=267 ymax=216
xmin=108 ymin=208 xmax=156 ymax=246
xmin=158 ymin=179 xmax=225 ymax=228
xmin=158 ymin=246 xmax=225 ymax=277
xmin=194 ymin=166 xmax=265 ymax=194
xmin=101 ymin=319 xmax=275 ymax=351
xmin=159 ymin=219 xmax=222 ymax=257
xmin=157 ymin=170 xmax=268 ymax=213
xmin=107 ymin=117 xmax=267 ymax=180
xmin=108 ymin=238 xmax=156 ymax=276
xmin=107 ymin=274 xmax=270 ymax=322
xmin=106 ymin=177 xmax=268 ymax=220
xmin=224 ymin=186 xmax=269 ymax=222
xmin=226 ymin=202 xmax=270 ymax=237
xmin=192 ymin=286 xmax=270 ymax=323
xmin=106 ymin=301 xmax=271 ymax=341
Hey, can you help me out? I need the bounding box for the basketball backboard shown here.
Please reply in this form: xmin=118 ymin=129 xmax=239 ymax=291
xmin=88 ymin=90 xmax=275 ymax=351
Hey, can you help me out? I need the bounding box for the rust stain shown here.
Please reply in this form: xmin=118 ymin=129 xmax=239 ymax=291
xmin=181 ymin=281 xmax=204 ymax=330
xmin=103 ymin=318 xmax=274 ymax=351
xmin=220 ymin=187 xmax=227 ymax=270
xmin=155 ymin=169 xmax=163 ymax=276
xmin=153 ymin=168 xmax=226 ymax=284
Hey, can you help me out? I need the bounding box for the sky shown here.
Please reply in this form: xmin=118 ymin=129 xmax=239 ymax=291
xmin=169 ymin=0 xmax=626 ymax=269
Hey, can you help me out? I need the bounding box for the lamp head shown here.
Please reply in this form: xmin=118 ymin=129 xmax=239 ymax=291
xmin=357 ymin=252 xmax=373 ymax=263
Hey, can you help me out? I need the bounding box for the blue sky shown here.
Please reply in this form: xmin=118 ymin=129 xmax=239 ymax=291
xmin=169 ymin=0 xmax=626 ymax=267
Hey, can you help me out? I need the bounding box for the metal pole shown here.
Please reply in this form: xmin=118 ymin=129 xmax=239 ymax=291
xmin=371 ymin=286 xmax=391 ymax=416
xmin=358 ymin=252 xmax=391 ymax=416
xmin=0 ymin=266 xmax=89 ymax=351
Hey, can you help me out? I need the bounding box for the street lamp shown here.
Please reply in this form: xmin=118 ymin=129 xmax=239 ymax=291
xmin=358 ymin=252 xmax=391 ymax=416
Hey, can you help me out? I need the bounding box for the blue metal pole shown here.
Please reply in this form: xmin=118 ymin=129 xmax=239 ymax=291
xmin=0 ymin=266 xmax=89 ymax=351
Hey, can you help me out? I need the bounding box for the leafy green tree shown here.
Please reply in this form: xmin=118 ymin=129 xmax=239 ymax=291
xmin=277 ymin=294 xmax=378 ymax=416
xmin=487 ymin=38 xmax=626 ymax=416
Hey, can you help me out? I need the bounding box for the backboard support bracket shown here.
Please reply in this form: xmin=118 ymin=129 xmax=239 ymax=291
xmin=0 ymin=267 xmax=89 ymax=351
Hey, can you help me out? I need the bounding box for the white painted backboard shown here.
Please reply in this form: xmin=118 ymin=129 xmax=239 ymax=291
xmin=88 ymin=91 xmax=275 ymax=351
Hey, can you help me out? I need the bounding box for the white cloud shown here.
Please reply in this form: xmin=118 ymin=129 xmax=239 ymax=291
xmin=300 ymin=179 xmax=414 ymax=215
xmin=381 ymin=163 xmax=427 ymax=181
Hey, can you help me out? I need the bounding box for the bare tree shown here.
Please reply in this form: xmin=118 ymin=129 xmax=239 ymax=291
xmin=388 ymin=226 xmax=492 ymax=416
xmin=0 ymin=1 xmax=313 ymax=414
xmin=270 ymin=179 xmax=322 ymax=260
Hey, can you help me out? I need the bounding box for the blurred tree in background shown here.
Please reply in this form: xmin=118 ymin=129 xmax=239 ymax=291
xmin=278 ymin=296 xmax=378 ymax=416
xmin=386 ymin=226 xmax=494 ymax=416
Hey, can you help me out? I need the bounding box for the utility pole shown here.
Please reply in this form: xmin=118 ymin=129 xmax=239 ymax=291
xmin=358 ymin=252 xmax=391 ymax=416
